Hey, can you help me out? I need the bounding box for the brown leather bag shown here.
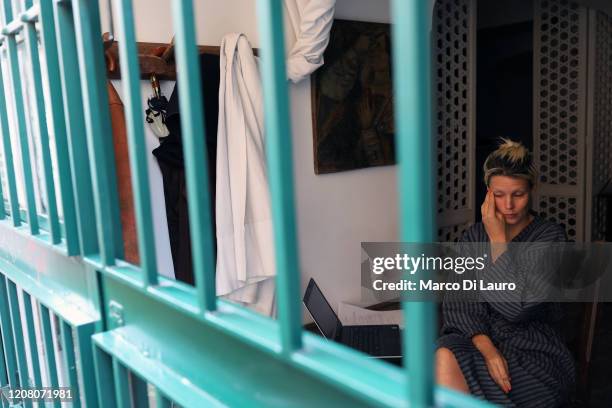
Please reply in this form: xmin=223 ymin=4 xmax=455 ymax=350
xmin=107 ymin=81 xmax=140 ymax=265
xmin=104 ymin=33 xmax=140 ymax=265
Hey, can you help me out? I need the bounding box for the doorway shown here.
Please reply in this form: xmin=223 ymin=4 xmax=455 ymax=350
xmin=475 ymin=0 xmax=534 ymax=222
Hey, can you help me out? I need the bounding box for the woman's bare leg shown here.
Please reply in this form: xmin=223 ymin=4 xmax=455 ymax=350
xmin=436 ymin=347 xmax=470 ymax=393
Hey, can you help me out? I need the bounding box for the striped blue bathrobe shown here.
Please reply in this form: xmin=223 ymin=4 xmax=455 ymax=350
xmin=438 ymin=216 xmax=575 ymax=407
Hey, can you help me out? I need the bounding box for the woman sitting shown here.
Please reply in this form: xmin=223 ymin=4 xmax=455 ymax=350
xmin=436 ymin=138 xmax=575 ymax=407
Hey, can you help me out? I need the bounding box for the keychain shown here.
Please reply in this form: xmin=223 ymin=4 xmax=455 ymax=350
xmin=145 ymin=73 xmax=170 ymax=138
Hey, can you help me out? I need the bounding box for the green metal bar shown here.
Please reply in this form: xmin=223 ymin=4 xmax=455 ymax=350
xmin=3 ymin=2 xmax=14 ymax=20
xmin=0 ymin=218 xmax=99 ymax=329
xmin=21 ymin=3 xmax=38 ymax=21
xmin=1 ymin=1 xmax=39 ymax=235
xmin=0 ymin=55 xmax=20 ymax=226
xmin=59 ymin=320 xmax=81 ymax=408
xmin=20 ymin=292 xmax=42 ymax=388
xmin=21 ymin=4 xmax=61 ymax=243
xmin=171 ymin=0 xmax=216 ymax=311
xmin=112 ymin=358 xmax=132 ymax=408
xmin=114 ymin=0 xmax=158 ymax=283
xmin=73 ymin=322 xmax=99 ymax=407
xmin=53 ymin=0 xmax=99 ymax=256
xmin=0 ymin=159 xmax=5 ymax=219
xmin=0 ymin=319 xmax=8 ymax=387
xmin=39 ymin=305 xmax=61 ymax=408
xmin=6 ymin=280 xmax=32 ymax=407
xmin=93 ymin=344 xmax=117 ymax=407
xmin=0 ymin=213 xmax=491 ymax=407
xmin=92 ymin=304 xmax=404 ymax=407
xmin=131 ymin=372 xmax=149 ymax=408
xmin=256 ymin=0 xmax=302 ymax=352
xmin=38 ymin=0 xmax=80 ymax=254
xmin=0 ymin=276 xmax=18 ymax=387
xmin=155 ymin=389 xmax=172 ymax=408
xmin=11 ymin=209 xmax=51 ymax=234
xmin=391 ymin=1 xmax=436 ymax=407
xmin=71 ymin=0 xmax=124 ymax=265
xmin=2 ymin=19 xmax=23 ymax=36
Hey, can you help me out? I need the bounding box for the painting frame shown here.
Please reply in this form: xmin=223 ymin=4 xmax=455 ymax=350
xmin=311 ymin=19 xmax=396 ymax=174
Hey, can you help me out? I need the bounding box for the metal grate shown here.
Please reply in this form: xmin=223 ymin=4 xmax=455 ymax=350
xmin=591 ymin=11 xmax=612 ymax=240
xmin=537 ymin=195 xmax=578 ymax=240
xmin=434 ymin=0 xmax=471 ymax=213
xmin=536 ymin=0 xmax=582 ymax=186
xmin=433 ymin=0 xmax=475 ymax=241
xmin=533 ymin=0 xmax=587 ymax=242
xmin=0 ymin=0 xmax=489 ymax=406
xmin=438 ymin=221 xmax=472 ymax=243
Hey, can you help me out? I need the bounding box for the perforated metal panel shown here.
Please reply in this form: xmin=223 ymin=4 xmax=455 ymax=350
xmin=533 ymin=0 xmax=588 ymax=242
xmin=589 ymin=11 xmax=612 ymax=240
xmin=537 ymin=195 xmax=578 ymax=237
xmin=433 ymin=0 xmax=476 ymax=241
xmin=438 ymin=221 xmax=472 ymax=243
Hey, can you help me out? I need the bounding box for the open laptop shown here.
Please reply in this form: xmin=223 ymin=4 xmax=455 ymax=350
xmin=303 ymin=278 xmax=402 ymax=358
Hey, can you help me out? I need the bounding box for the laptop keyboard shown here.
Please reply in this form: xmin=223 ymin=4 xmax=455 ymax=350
xmin=348 ymin=326 xmax=384 ymax=353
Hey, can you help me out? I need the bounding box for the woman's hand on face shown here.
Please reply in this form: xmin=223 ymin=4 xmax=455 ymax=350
xmin=481 ymin=190 xmax=507 ymax=243
xmin=482 ymin=347 xmax=512 ymax=394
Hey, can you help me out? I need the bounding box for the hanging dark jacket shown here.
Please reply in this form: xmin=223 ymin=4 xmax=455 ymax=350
xmin=152 ymin=53 xmax=220 ymax=284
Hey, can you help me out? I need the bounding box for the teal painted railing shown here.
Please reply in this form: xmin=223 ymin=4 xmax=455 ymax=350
xmin=0 ymin=0 xmax=492 ymax=407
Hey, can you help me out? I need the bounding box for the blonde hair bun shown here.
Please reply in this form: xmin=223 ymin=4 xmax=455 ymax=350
xmin=483 ymin=138 xmax=537 ymax=187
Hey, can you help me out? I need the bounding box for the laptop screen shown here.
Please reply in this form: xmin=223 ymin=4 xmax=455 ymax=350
xmin=303 ymin=279 xmax=341 ymax=339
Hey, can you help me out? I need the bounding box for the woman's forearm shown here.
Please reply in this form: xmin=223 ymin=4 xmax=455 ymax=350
xmin=473 ymin=334 xmax=512 ymax=394
xmin=472 ymin=334 xmax=498 ymax=358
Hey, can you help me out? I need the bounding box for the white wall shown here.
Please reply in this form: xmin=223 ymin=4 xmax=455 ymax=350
xmin=292 ymin=2 xmax=398 ymax=315
xmin=100 ymin=0 xmax=400 ymax=319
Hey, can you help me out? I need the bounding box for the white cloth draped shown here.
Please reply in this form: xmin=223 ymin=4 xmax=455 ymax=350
xmin=284 ymin=0 xmax=336 ymax=83
xmin=214 ymin=2 xmax=335 ymax=316
xmin=216 ymin=33 xmax=276 ymax=316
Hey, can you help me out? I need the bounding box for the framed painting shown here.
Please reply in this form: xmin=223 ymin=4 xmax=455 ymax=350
xmin=312 ymin=19 xmax=395 ymax=174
